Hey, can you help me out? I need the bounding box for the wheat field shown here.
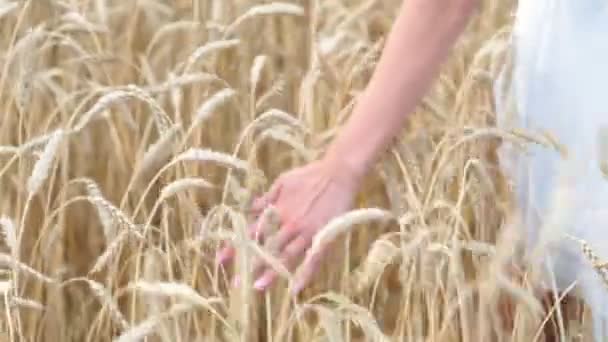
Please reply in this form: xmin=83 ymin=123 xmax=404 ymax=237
xmin=0 ymin=1 xmax=596 ymax=341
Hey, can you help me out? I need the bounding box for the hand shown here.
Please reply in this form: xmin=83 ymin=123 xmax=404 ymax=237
xmin=215 ymin=158 xmax=361 ymax=295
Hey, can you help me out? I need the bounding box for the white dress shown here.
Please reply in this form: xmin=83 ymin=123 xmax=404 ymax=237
xmin=496 ymin=0 xmax=608 ymax=339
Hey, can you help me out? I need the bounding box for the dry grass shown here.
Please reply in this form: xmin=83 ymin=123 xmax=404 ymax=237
xmin=0 ymin=0 xmax=598 ymax=341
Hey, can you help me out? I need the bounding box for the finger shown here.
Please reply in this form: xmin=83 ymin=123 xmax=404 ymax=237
xmin=216 ymin=220 xmax=265 ymax=266
xmin=264 ymin=223 xmax=300 ymax=255
xmin=215 ymin=244 xmax=235 ymax=266
xmin=230 ymin=213 xmax=283 ymax=287
xmin=250 ymin=180 xmax=283 ymax=214
xmin=254 ymin=235 xmax=311 ymax=291
xmin=251 ymin=224 xmax=299 ymax=279
xmin=291 ymin=245 xmax=329 ymax=296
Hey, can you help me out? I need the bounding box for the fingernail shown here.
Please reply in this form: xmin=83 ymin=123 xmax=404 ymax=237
xmin=216 ymin=249 xmax=230 ymax=264
xmin=232 ymin=276 xmax=240 ymax=287
xmin=254 ymin=277 xmax=270 ymax=291
xmin=290 ymin=283 xmax=302 ymax=296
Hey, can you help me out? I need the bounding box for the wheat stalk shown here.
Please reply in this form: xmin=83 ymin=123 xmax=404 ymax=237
xmin=159 ymin=177 xmax=215 ymax=202
xmin=58 ymin=11 xmax=108 ymax=33
xmin=255 ymin=78 xmax=285 ymax=110
xmin=27 ymin=129 xmax=64 ymax=196
xmin=145 ymin=21 xmax=201 ymax=57
xmin=0 ymin=216 xmax=17 ymax=255
xmin=352 ymin=236 xmax=401 ymax=294
xmin=173 ymin=148 xmax=250 ymax=173
xmin=250 ymin=55 xmax=267 ymax=97
xmin=10 ymin=297 xmax=44 ymax=311
xmin=0 ymin=1 xmax=18 ymax=19
xmin=89 ymin=229 xmax=140 ymax=274
xmin=143 ymin=73 xmax=220 ymax=94
xmin=0 ymin=281 xmax=11 ymax=295
xmin=72 ymin=85 xmax=172 ymax=134
xmin=0 ymin=253 xmax=54 ymax=284
xmin=128 ymin=281 xmax=219 ymax=307
xmin=126 ymin=281 xmax=234 ymax=333
xmin=181 ymin=39 xmax=240 ymax=73
xmin=307 ymin=208 xmax=394 ymax=261
xmin=75 ymin=278 xmax=129 ymax=330
xmin=81 ymin=178 xmax=138 ymax=242
xmin=191 ymin=87 xmax=236 ymax=128
xmin=113 ymin=303 xmax=194 ymax=342
xmin=224 ymin=2 xmax=305 ymax=36
xmin=566 ymin=235 xmax=608 ymax=288
xmin=137 ymin=123 xmax=182 ymax=177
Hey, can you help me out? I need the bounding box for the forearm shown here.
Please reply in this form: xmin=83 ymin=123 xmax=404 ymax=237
xmin=324 ymin=0 xmax=478 ymax=183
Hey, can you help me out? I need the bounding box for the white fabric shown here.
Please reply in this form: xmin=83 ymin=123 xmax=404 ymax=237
xmin=496 ymin=1 xmax=608 ymax=340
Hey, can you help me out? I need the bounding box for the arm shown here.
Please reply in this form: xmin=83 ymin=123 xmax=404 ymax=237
xmin=218 ymin=0 xmax=480 ymax=293
xmin=324 ymin=0 xmax=479 ymax=184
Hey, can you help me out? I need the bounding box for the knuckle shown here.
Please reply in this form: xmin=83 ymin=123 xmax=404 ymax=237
xmin=271 ymin=203 xmax=286 ymax=217
xmin=279 ymin=215 xmax=297 ymax=231
xmin=284 ymin=245 xmax=299 ymax=258
xmin=282 ymin=222 xmax=296 ymax=233
xmin=285 ymin=239 xmax=309 ymax=259
xmin=280 ymin=253 xmax=297 ymax=268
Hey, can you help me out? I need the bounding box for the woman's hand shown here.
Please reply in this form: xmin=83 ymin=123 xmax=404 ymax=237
xmin=215 ymin=0 xmax=477 ymax=295
xmin=215 ymin=158 xmax=361 ymax=295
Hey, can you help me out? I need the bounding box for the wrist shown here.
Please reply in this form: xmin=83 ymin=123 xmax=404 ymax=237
xmin=321 ymin=148 xmax=370 ymax=191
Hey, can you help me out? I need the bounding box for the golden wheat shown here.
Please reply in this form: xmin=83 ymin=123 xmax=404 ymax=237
xmin=0 ymin=1 xmax=591 ymax=341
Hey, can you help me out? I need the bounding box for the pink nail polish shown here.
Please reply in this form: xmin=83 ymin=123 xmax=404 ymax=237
xmin=254 ymin=278 xmax=268 ymax=290
xmin=232 ymin=277 xmax=240 ymax=287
